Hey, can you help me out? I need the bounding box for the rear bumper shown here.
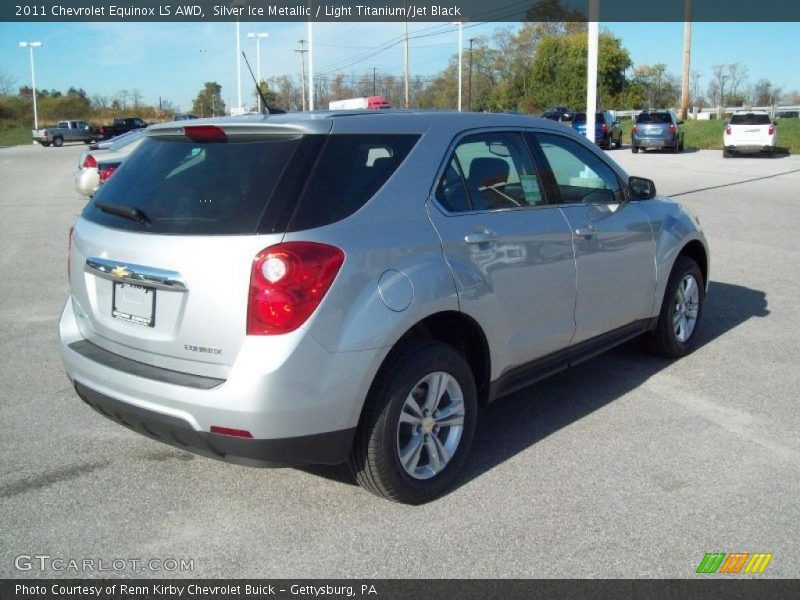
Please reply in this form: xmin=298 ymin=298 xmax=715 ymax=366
xmin=632 ymin=135 xmax=677 ymax=148
xmin=725 ymin=143 xmax=774 ymax=153
xmin=74 ymin=381 xmax=355 ymax=466
xmin=59 ymin=295 xmax=388 ymax=465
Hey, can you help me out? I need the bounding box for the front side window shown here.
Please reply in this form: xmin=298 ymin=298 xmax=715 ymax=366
xmin=436 ymin=132 xmax=544 ymax=213
xmin=533 ymin=133 xmax=623 ymax=204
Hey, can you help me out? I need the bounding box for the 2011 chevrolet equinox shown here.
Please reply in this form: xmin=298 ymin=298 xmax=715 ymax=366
xmin=59 ymin=111 xmax=709 ymax=504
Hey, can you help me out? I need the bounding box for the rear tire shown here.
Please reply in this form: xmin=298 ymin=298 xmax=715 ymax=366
xmin=615 ymin=135 xmax=622 ymax=149
xmin=632 ymin=146 xmax=639 ymax=154
xmin=349 ymin=341 xmax=478 ymax=504
xmin=52 ymin=136 xmax=63 ymax=147
xmin=723 ymin=148 xmax=732 ymax=158
xmin=647 ymin=256 xmax=705 ymax=359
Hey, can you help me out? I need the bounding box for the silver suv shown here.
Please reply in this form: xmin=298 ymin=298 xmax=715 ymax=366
xmin=59 ymin=112 xmax=709 ymax=504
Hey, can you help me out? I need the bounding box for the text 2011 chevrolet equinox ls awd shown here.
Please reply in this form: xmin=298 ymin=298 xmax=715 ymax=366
xmin=59 ymin=112 xmax=709 ymax=504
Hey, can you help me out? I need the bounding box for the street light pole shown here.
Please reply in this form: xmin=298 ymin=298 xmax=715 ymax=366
xmin=585 ymin=0 xmax=600 ymax=144
xmin=247 ymin=32 xmax=269 ymax=113
xmin=453 ymin=22 xmax=463 ymax=111
xmin=307 ymin=21 xmax=314 ymax=110
xmin=467 ymin=38 xmax=475 ymax=112
xmin=18 ymin=41 xmax=42 ymax=131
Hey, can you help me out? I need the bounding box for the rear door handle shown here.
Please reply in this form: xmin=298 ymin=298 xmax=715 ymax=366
xmin=575 ymin=226 xmax=597 ymax=239
xmin=464 ymin=229 xmax=498 ymax=245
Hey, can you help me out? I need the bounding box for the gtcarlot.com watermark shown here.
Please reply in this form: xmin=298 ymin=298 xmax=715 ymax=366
xmin=14 ymin=554 xmax=194 ymax=573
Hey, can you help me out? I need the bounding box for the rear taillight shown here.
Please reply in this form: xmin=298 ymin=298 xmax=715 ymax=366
xmin=631 ymin=124 xmax=638 ymax=133
xmin=668 ymin=123 xmax=677 ymax=134
xmin=725 ymin=126 xmax=732 ymax=135
xmin=600 ymin=123 xmax=608 ymax=132
xmin=67 ymin=226 xmax=73 ymax=283
xmin=247 ymin=242 xmax=345 ymax=335
xmin=82 ymin=154 xmax=97 ymax=169
xmin=99 ymin=166 xmax=117 ymax=182
xmin=768 ymin=125 xmax=775 ymax=135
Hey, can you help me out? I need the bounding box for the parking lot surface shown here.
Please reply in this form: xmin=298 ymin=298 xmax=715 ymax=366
xmin=1 ymin=142 xmax=798 ymax=578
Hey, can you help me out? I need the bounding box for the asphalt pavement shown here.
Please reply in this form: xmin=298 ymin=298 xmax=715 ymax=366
xmin=1 ymin=141 xmax=798 ymax=578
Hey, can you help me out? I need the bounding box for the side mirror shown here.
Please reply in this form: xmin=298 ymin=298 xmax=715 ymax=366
xmin=772 ymin=121 xmax=778 ymax=126
xmin=629 ymin=176 xmax=656 ymax=200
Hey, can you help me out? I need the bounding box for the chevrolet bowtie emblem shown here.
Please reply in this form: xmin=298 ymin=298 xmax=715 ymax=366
xmin=110 ymin=265 xmax=131 ymax=279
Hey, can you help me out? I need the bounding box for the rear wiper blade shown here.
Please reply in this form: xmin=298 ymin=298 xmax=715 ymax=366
xmin=94 ymin=201 xmax=151 ymax=226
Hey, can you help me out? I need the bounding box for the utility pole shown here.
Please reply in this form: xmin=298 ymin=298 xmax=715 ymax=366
xmin=307 ymin=18 xmax=315 ymax=110
xmin=454 ymin=22 xmax=463 ymax=111
xmin=680 ymin=0 xmax=692 ymax=121
xmin=585 ymin=0 xmax=599 ymax=143
xmin=373 ymin=68 xmax=377 ymax=96
xmin=467 ymin=38 xmax=475 ymax=112
xmin=403 ymin=15 xmax=410 ymax=108
xmin=295 ymin=40 xmax=308 ymax=111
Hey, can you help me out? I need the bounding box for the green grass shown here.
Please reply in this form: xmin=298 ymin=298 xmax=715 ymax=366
xmin=620 ymin=118 xmax=800 ymax=154
xmin=0 ymin=125 xmax=32 ymax=147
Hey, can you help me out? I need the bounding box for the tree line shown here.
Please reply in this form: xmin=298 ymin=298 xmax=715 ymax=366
xmin=3 ymin=23 xmax=798 ymax=127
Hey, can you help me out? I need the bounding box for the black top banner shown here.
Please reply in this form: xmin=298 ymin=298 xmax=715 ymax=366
xmin=4 ymin=0 xmax=800 ymax=22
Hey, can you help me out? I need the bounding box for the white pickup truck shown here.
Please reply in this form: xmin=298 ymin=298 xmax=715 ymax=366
xmin=723 ymin=111 xmax=777 ymax=158
xmin=32 ymin=120 xmax=99 ymax=147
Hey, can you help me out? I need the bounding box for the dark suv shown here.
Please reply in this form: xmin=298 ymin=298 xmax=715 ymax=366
xmin=631 ymin=110 xmax=684 ymax=153
xmin=541 ymin=107 xmax=574 ymax=122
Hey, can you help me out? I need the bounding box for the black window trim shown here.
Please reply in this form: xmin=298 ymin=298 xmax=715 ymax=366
xmin=428 ymin=127 xmax=556 ymax=217
xmin=525 ymin=129 xmax=631 ymax=206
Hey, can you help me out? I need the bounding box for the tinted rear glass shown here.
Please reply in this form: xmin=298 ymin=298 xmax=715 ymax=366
xmin=286 ymin=134 xmax=419 ymax=232
xmin=730 ymin=113 xmax=771 ymax=125
xmin=636 ymin=112 xmax=672 ymax=123
xmin=83 ymin=133 xmax=419 ymax=235
xmin=84 ymin=136 xmax=302 ymax=235
xmin=572 ymin=113 xmax=605 ymax=123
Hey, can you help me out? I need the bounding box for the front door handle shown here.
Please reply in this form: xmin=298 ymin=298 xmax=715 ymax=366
xmin=575 ymin=226 xmax=597 ymax=239
xmin=464 ymin=229 xmax=498 ymax=245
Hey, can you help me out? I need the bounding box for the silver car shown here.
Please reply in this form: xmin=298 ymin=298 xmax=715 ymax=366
xmin=59 ymin=112 xmax=709 ymax=504
xmin=73 ymin=130 xmax=146 ymax=196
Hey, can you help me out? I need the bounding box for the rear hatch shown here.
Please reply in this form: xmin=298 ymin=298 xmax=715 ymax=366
xmin=634 ymin=112 xmax=673 ymax=138
xmin=571 ymin=113 xmax=605 ymax=137
xmin=728 ymin=113 xmax=773 ymax=144
xmin=69 ymin=122 xmax=319 ymax=378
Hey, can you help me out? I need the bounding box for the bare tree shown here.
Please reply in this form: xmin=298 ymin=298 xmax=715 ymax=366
xmin=129 ymin=89 xmax=143 ymax=109
xmin=0 ymin=69 xmax=18 ymax=96
xmin=115 ymin=89 xmax=130 ymax=111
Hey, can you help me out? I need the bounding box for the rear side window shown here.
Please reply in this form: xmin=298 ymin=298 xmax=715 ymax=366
xmin=286 ymin=134 xmax=419 ymax=231
xmin=730 ymin=113 xmax=771 ymax=125
xmin=85 ymin=136 xmax=302 ymax=235
xmin=636 ymin=112 xmax=672 ymax=124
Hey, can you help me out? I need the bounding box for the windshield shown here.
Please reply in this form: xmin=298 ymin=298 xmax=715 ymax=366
xmin=730 ymin=113 xmax=771 ymax=125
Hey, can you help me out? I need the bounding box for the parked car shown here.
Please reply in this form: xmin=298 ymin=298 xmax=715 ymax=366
xmin=174 ymin=114 xmax=199 ymax=120
xmin=32 ymin=120 xmax=100 ymax=147
xmin=87 ymin=127 xmax=147 ymax=151
xmin=60 ymin=112 xmax=709 ymax=504
xmin=96 ymin=117 xmax=148 ymax=140
xmin=631 ymin=110 xmax=684 ymax=153
xmin=775 ymin=110 xmax=798 ymax=119
xmin=571 ymin=111 xmax=622 ymax=149
xmin=540 ymin=107 xmax=574 ymax=122
xmin=73 ymin=132 xmax=146 ymax=196
xmin=723 ymin=111 xmax=777 ymax=158
xmin=329 ymin=96 xmax=391 ymax=110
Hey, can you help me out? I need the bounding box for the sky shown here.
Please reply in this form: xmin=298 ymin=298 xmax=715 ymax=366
xmin=1 ymin=21 xmax=798 ymax=111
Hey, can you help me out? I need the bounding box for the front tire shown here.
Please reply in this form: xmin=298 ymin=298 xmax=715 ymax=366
xmin=632 ymin=146 xmax=639 ymax=154
xmin=648 ymin=256 xmax=705 ymax=359
xmin=349 ymin=341 xmax=478 ymax=504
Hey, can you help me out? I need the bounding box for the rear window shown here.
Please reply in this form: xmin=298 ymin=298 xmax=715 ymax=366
xmin=83 ymin=133 xmax=418 ymax=235
xmin=85 ymin=136 xmax=303 ymax=235
xmin=730 ymin=113 xmax=771 ymax=125
xmin=572 ymin=113 xmax=605 ymax=123
xmin=636 ymin=112 xmax=672 ymax=123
